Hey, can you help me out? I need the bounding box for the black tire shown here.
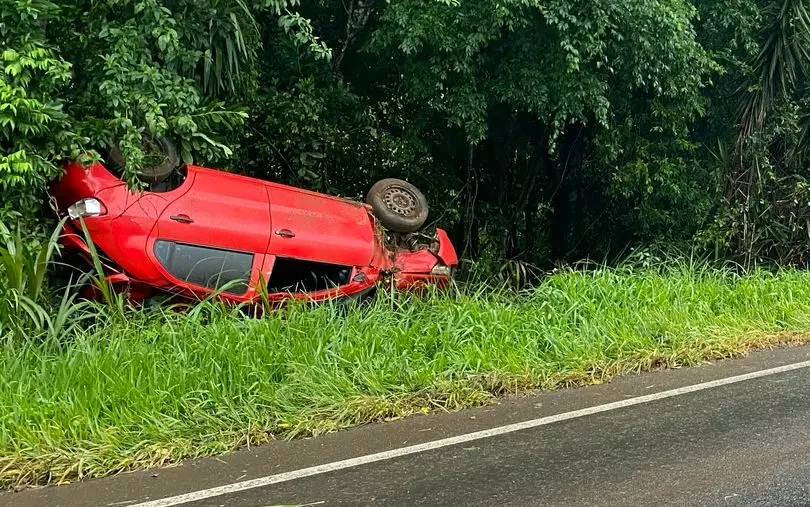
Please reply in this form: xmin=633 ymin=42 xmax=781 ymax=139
xmin=108 ymin=136 xmax=179 ymax=181
xmin=366 ymin=178 xmax=429 ymax=233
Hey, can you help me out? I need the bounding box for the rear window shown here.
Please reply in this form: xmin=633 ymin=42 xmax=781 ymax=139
xmin=267 ymin=257 xmax=352 ymax=294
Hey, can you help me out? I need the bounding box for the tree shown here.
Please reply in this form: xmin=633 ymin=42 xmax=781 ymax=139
xmin=8 ymin=0 xmax=810 ymax=273
xmin=707 ymin=0 xmax=810 ymax=265
xmin=0 ymin=0 xmax=78 ymax=223
xmin=358 ymin=0 xmax=714 ymax=263
xmin=0 ymin=0 xmax=318 ymax=225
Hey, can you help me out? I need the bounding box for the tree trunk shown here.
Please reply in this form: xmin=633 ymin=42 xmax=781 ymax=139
xmin=550 ymin=181 xmax=571 ymax=261
xmin=460 ymin=143 xmax=478 ymax=258
xmin=550 ymin=122 xmax=588 ymax=262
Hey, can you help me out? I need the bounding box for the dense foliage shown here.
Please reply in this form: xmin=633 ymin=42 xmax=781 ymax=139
xmin=4 ymin=0 xmax=810 ymax=273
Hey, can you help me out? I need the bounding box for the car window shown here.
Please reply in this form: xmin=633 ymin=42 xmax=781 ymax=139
xmin=153 ymin=240 xmax=253 ymax=295
xmin=267 ymin=257 xmax=352 ymax=294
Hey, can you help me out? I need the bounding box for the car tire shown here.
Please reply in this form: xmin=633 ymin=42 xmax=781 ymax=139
xmin=108 ymin=135 xmax=179 ymax=181
xmin=366 ymin=178 xmax=429 ymax=233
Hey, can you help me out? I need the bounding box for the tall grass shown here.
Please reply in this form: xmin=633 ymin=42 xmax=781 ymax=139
xmin=0 ymin=219 xmax=94 ymax=341
xmin=2 ymin=261 xmax=810 ymax=487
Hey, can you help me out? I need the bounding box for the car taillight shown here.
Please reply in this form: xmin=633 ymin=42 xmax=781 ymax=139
xmin=431 ymin=263 xmax=452 ymax=277
xmin=67 ymin=198 xmax=106 ymax=220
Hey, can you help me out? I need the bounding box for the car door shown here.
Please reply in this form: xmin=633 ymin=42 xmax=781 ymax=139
xmin=264 ymin=182 xmax=376 ymax=267
xmin=148 ymin=166 xmax=272 ymax=297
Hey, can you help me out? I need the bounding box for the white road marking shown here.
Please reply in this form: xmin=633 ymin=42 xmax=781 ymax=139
xmin=131 ymin=359 xmax=810 ymax=507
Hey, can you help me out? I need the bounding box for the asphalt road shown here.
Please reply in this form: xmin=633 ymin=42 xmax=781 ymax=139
xmin=9 ymin=345 xmax=810 ymax=507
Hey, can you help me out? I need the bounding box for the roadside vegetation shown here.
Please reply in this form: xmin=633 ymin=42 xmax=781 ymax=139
xmin=7 ymin=0 xmax=810 ymax=492
xmin=3 ymin=225 xmax=810 ymax=487
xmin=6 ymin=0 xmax=810 ymax=269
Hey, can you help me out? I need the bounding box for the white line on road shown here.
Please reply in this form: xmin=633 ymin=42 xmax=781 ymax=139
xmin=131 ymin=359 xmax=810 ymax=507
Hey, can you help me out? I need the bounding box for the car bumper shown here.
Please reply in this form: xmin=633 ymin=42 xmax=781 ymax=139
xmin=389 ymin=228 xmax=458 ymax=289
xmin=393 ymin=272 xmax=452 ymax=292
xmin=57 ymin=220 xmax=157 ymax=301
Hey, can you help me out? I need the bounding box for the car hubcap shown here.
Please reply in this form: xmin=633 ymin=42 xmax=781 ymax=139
xmin=384 ymin=187 xmax=418 ymax=216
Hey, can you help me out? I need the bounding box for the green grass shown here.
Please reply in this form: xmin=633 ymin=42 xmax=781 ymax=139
xmin=3 ymin=263 xmax=810 ymax=487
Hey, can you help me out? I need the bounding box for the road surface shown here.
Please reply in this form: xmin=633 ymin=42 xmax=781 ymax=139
xmin=8 ymin=345 xmax=810 ymax=507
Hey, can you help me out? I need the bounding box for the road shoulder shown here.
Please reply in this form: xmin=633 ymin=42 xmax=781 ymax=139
xmin=7 ymin=344 xmax=810 ymax=507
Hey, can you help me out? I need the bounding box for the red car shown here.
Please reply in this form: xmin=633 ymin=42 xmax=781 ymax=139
xmin=50 ymin=139 xmax=458 ymax=304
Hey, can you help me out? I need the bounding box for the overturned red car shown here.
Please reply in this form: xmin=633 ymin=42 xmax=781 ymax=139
xmin=50 ymin=139 xmax=458 ymax=304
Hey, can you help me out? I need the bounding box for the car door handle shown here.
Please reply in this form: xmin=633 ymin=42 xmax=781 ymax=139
xmin=275 ymin=229 xmax=296 ymax=238
xmin=170 ymin=214 xmax=194 ymax=224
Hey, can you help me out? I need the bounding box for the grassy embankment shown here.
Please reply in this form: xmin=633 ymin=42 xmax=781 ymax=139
xmin=2 ymin=261 xmax=810 ymax=487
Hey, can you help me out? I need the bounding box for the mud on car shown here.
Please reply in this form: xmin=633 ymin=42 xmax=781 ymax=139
xmin=49 ymin=137 xmax=458 ymax=304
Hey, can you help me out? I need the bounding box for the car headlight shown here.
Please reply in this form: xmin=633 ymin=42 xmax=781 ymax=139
xmin=67 ymin=198 xmax=106 ymax=220
xmin=430 ymin=263 xmax=452 ymax=277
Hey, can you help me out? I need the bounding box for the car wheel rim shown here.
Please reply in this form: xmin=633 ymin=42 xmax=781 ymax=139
xmin=383 ymin=187 xmax=418 ymax=216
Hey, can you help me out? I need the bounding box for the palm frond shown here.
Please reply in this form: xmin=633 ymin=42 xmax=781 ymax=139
xmin=738 ymin=0 xmax=810 ymax=144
